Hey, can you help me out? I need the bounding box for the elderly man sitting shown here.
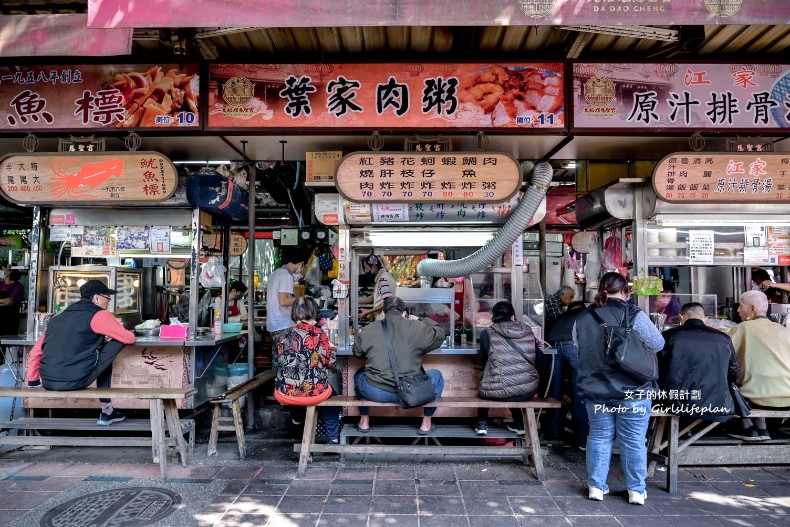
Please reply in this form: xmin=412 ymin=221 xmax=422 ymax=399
xmin=726 ymin=290 xmax=790 ymax=441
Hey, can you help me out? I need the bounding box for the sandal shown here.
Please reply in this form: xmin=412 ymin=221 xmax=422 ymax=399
xmin=354 ymin=424 xmax=370 ymax=433
xmin=417 ymin=425 xmax=435 ymax=435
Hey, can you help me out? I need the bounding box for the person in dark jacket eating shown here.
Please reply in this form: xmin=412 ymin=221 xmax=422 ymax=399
xmin=25 ymin=280 xmax=136 ymax=425
xmin=659 ymin=302 xmax=738 ymax=422
xmin=474 ymin=301 xmax=540 ymax=436
xmin=353 ymin=296 xmax=446 ymax=434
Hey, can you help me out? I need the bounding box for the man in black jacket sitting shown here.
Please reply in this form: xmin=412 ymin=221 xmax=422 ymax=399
xmin=659 ymin=302 xmax=739 ymax=423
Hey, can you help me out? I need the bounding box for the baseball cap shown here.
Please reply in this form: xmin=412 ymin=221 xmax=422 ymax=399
xmin=80 ymin=279 xmax=117 ymax=298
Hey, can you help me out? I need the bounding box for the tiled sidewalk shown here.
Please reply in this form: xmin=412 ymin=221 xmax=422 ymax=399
xmin=0 ymin=453 xmax=788 ymax=527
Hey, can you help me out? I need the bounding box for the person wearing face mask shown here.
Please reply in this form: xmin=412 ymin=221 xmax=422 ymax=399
xmin=267 ymin=246 xmax=314 ymax=368
xmin=358 ymin=253 xmax=396 ymax=321
xmin=214 ymin=281 xmax=249 ymax=323
xmin=0 ymin=268 xmax=25 ymax=336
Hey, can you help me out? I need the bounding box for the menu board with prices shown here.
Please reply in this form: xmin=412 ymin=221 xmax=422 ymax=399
xmin=336 ymin=152 xmax=521 ymax=204
xmin=653 ymin=152 xmax=790 ymax=203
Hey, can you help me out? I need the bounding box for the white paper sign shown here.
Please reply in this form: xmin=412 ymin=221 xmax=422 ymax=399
xmin=49 ymin=225 xmax=71 ymax=242
xmin=372 ymin=203 xmax=409 ymax=222
xmin=744 ymin=225 xmax=769 ymax=265
xmin=688 ymin=230 xmax=714 ymax=264
xmin=150 ymin=226 xmax=172 ymax=254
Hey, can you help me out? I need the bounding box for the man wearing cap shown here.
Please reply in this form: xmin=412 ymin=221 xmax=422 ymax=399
xmin=26 ymin=279 xmax=136 ymax=425
xmin=358 ymin=253 xmax=396 ymax=321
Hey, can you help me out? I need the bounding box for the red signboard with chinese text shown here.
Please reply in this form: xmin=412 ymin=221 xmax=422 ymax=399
xmin=207 ymin=63 xmax=564 ymax=130
xmin=336 ymin=152 xmax=521 ymax=203
xmin=0 ymin=64 xmax=200 ymax=131
xmin=0 ymin=152 xmax=178 ymax=205
xmin=574 ymin=63 xmax=790 ymax=131
xmin=652 ymin=152 xmax=790 ymax=203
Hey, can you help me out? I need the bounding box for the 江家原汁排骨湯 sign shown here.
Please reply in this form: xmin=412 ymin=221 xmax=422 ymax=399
xmin=336 ymin=152 xmax=521 ymax=203
xmin=652 ymin=152 xmax=790 ymax=203
xmin=0 ymin=152 xmax=178 ymax=205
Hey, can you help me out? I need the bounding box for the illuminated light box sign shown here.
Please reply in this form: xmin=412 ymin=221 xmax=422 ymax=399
xmin=0 ymin=152 xmax=178 ymax=205
xmin=573 ymin=62 xmax=790 ymax=131
xmin=652 ymin=152 xmax=790 ymax=203
xmin=207 ymin=63 xmax=564 ymax=130
xmin=336 ymin=152 xmax=521 ymax=204
xmin=0 ymin=64 xmax=200 ymax=131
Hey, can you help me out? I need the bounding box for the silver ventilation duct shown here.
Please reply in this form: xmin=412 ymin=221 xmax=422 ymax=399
xmin=416 ymin=161 xmax=552 ymax=278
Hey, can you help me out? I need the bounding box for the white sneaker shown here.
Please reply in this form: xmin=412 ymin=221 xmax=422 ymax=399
xmin=588 ymin=487 xmax=609 ymax=501
xmin=628 ymin=490 xmax=646 ymax=505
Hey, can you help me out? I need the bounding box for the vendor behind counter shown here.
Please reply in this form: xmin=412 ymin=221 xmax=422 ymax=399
xmin=0 ymin=268 xmax=24 ymax=336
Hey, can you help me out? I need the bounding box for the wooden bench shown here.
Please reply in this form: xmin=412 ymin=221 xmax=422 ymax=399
xmin=648 ymin=409 xmax=790 ymax=494
xmin=207 ymin=370 xmax=275 ymax=459
xmin=0 ymin=387 xmax=195 ymax=480
xmin=295 ymin=396 xmax=560 ymax=480
xmin=0 ymin=418 xmax=196 ymax=452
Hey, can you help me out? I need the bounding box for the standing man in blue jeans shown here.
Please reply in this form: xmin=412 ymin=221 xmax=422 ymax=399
xmin=544 ymin=301 xmax=588 ymax=449
xmin=573 ymin=272 xmax=664 ymax=505
xmin=353 ymin=296 xmax=447 ymax=435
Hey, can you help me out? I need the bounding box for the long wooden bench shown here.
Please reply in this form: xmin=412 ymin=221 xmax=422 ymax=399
xmin=0 ymin=387 xmax=195 ymax=480
xmin=648 ymin=409 xmax=790 ymax=494
xmin=295 ymin=396 xmax=560 ymax=480
xmin=207 ymin=370 xmax=275 ymax=459
xmin=0 ymin=418 xmax=196 ymax=452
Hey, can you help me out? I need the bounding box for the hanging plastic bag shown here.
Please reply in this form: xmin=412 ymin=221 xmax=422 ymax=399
xmin=199 ymin=257 xmax=226 ymax=288
xmin=305 ymin=253 xmax=323 ymax=287
xmin=602 ymin=230 xmax=622 ymax=272
xmin=327 ymin=259 xmax=339 ymax=279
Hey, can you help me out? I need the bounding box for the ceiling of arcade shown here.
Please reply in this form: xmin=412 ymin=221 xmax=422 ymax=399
xmin=0 ymin=1 xmax=789 ymax=224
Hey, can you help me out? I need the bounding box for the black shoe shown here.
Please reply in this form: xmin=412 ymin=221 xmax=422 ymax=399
xmin=757 ymin=429 xmax=771 ymax=441
xmin=507 ymin=424 xmax=525 ymax=435
xmin=475 ymin=423 xmax=488 ymax=436
xmin=726 ymin=426 xmax=761 ymax=442
xmin=97 ymin=410 xmax=126 ymax=426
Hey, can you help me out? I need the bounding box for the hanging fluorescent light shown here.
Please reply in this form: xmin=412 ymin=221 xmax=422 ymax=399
xmin=560 ymin=25 xmax=678 ymax=42
xmin=173 ymin=160 xmax=232 ymax=165
xmin=655 ymin=216 xmax=790 ymax=227
xmin=365 ymin=230 xmax=495 ymax=248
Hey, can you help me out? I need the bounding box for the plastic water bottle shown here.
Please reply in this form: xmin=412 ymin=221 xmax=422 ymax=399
xmin=213 ymin=306 xmax=222 ymax=337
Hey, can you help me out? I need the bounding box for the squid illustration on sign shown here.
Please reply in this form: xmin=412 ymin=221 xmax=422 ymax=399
xmin=51 ymin=158 xmax=124 ymax=199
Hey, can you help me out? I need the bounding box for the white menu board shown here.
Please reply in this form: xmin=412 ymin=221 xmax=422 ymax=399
xmin=744 ymin=225 xmax=769 ymax=265
xmin=688 ymin=230 xmax=714 ymax=264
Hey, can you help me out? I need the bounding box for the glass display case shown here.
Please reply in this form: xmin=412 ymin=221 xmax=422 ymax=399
xmin=48 ymin=265 xmax=143 ymax=318
xmin=395 ymin=286 xmax=455 ymax=345
xmin=637 ymin=293 xmax=718 ymax=330
xmin=466 ymin=265 xmax=544 ymax=345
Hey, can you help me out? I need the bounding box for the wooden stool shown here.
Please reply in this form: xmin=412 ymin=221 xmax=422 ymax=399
xmin=207 ymin=370 xmax=275 ymax=458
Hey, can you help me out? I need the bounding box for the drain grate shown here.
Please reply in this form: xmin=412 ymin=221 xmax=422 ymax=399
xmin=41 ymin=487 xmax=180 ymax=527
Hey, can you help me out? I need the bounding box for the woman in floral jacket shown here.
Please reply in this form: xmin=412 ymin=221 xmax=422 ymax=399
xmin=275 ymin=296 xmax=341 ymax=443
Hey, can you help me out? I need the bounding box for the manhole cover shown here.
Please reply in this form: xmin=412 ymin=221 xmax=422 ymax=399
xmin=41 ymin=487 xmax=180 ymax=527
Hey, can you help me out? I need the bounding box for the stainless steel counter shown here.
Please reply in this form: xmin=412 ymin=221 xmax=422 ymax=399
xmin=1 ymin=333 xmax=243 ymax=348
xmin=335 ymin=344 xmax=557 ymax=356
xmin=133 ymin=333 xmax=243 ymax=347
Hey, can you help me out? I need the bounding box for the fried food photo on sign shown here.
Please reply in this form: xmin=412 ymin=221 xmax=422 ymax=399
xmin=106 ymin=66 xmax=199 ymax=127
xmin=458 ymin=65 xmax=563 ymax=126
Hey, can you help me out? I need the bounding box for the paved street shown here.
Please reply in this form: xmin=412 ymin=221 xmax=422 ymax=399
xmin=0 ymin=430 xmax=787 ymax=527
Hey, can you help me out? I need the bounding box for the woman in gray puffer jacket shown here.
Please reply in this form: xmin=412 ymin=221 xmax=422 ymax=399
xmin=475 ymin=301 xmax=540 ymax=436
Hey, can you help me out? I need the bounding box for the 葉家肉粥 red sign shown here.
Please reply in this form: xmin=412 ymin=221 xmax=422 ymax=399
xmin=207 ymin=63 xmax=564 ymax=130
xmin=0 ymin=152 xmax=178 ymax=205
xmin=336 ymin=152 xmax=521 ymax=203
xmin=0 ymin=64 xmax=200 ymax=131
xmin=652 ymin=152 xmax=790 ymax=203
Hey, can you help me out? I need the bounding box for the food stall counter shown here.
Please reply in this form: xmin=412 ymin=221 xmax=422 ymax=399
xmin=133 ymin=333 xmax=243 ymax=347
